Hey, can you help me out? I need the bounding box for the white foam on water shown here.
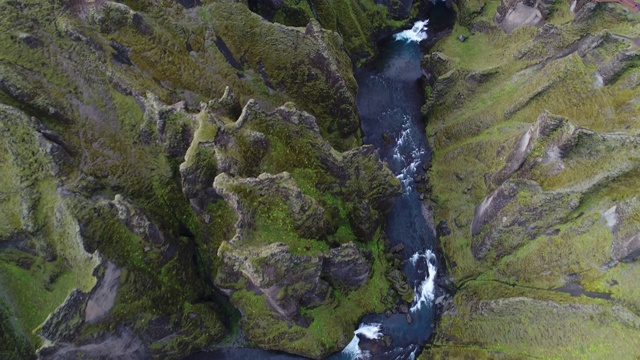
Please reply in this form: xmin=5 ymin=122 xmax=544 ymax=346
xmin=355 ymin=323 xmax=383 ymax=339
xmin=391 ymin=117 xmax=427 ymax=193
xmin=341 ymin=323 xmax=384 ymax=359
xmin=409 ymin=251 xmax=421 ymax=265
xmin=407 ymin=347 xmax=418 ymax=360
xmin=393 ymin=20 xmax=429 ymax=42
xmin=342 ymin=336 xmax=364 ymax=359
xmin=594 ymin=72 xmax=604 ymax=88
xmin=410 ymin=249 xmax=437 ymax=312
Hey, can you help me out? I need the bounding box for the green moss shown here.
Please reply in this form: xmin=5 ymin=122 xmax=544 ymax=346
xmin=585 ymin=261 xmax=640 ymax=312
xmin=487 ymin=214 xmax=613 ymax=289
xmin=0 ymin=259 xmax=79 ymax=347
xmin=0 ymin=299 xmax=33 ymax=360
xmin=427 ymin=1 xmax=640 ymax=356
xmin=202 ymin=2 xmax=360 ymax=150
xmin=272 ymin=0 xmax=317 ymax=27
xmin=546 ymin=0 xmax=575 ymax=25
xmin=181 ymin=110 xmax=218 ymax=170
xmin=433 ymin=281 xmax=640 ymax=359
xmin=249 ymin=191 xmax=330 ymax=256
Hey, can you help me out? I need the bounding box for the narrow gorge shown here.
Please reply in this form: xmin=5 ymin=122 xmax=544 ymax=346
xmin=2 ymin=0 xmax=640 ymax=359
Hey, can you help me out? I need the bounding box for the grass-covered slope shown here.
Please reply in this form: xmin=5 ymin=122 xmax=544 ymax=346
xmin=422 ymin=0 xmax=640 ymax=358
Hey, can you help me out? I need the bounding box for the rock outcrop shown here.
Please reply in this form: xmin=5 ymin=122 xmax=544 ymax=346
xmin=178 ymin=96 xmax=402 ymax=357
xmin=495 ymin=0 xmax=555 ymax=33
xmin=322 ymin=242 xmax=371 ymax=290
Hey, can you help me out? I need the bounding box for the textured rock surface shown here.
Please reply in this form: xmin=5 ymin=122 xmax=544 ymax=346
xmin=322 ymin=242 xmax=371 ymax=290
xmin=0 ymin=0 xmax=406 ymax=358
xmin=200 ymin=99 xmax=400 ymax=357
xmin=422 ymin=0 xmax=640 ymax=357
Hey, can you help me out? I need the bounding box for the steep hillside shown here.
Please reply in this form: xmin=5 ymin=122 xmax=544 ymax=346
xmin=422 ymin=0 xmax=640 ymax=357
xmin=0 ymin=0 xmax=420 ymax=359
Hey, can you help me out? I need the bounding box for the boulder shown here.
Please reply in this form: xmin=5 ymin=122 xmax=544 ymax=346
xmin=218 ymin=242 xmax=332 ymax=323
xmin=322 ymin=242 xmax=371 ymax=291
xmin=387 ymin=269 xmax=415 ymax=303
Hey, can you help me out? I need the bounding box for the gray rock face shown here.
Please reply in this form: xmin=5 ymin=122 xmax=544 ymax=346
xmin=39 ymin=289 xmax=89 ymax=344
xmin=39 ymin=326 xmax=147 ymax=360
xmin=39 ymin=260 xmax=121 ymax=346
xmin=322 ymin=242 xmax=371 ymax=290
xmin=471 ymin=179 xmax=580 ymax=260
xmin=85 ymin=261 xmax=121 ymax=324
xmin=218 ymin=242 xmax=332 ymax=324
xmin=495 ymin=0 xmax=555 ymax=33
xmin=108 ymin=194 xmax=166 ymax=246
xmin=491 ymin=111 xmax=577 ymax=187
xmin=140 ymin=93 xmax=192 ymax=158
xmin=603 ymin=198 xmax=640 ymax=261
xmin=579 ymin=32 xmax=640 ymax=87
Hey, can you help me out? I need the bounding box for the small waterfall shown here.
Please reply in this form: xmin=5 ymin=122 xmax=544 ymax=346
xmin=342 ymin=323 xmax=384 ymax=359
xmin=409 ymin=249 xmax=437 ymax=312
xmin=393 ymin=20 xmax=429 ymax=42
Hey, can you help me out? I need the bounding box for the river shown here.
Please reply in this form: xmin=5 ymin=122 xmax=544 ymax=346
xmin=336 ymin=21 xmax=438 ymax=360
xmin=187 ymin=9 xmax=448 ymax=360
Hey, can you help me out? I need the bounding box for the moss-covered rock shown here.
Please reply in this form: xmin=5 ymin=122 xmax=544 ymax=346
xmin=322 ymin=242 xmax=371 ymax=291
xmin=164 ymin=94 xmax=399 ymax=356
xmin=0 ymin=0 xmax=430 ymax=358
xmin=425 ymin=0 xmax=640 ymax=356
xmin=203 ymin=2 xmax=361 ymax=150
xmin=251 ymin=0 xmax=418 ymax=65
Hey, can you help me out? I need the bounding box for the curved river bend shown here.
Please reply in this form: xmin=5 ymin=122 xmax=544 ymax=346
xmin=187 ymin=19 xmax=440 ymax=360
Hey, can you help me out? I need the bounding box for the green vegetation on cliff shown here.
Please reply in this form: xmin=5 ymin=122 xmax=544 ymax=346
xmin=250 ymin=0 xmax=419 ymax=64
xmin=0 ymin=0 xmax=407 ymax=358
xmin=423 ymin=0 xmax=640 ymax=357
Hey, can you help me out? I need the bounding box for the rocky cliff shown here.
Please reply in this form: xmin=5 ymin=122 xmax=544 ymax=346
xmin=0 ymin=0 xmax=417 ymax=359
xmin=422 ymin=0 xmax=640 ymax=357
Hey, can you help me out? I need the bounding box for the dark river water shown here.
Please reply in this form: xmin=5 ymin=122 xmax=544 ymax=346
xmin=329 ymin=27 xmax=438 ymax=360
xmin=186 ymin=8 xmax=452 ymax=359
